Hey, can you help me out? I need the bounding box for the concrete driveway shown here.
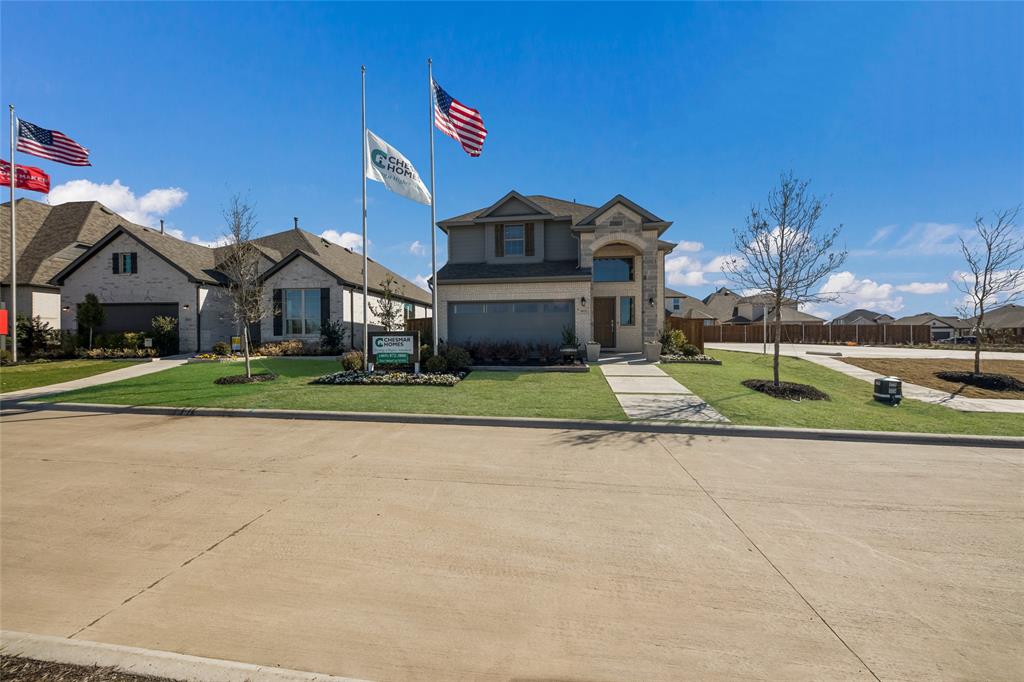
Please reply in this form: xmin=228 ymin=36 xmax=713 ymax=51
xmin=1 ymin=410 xmax=1021 ymax=681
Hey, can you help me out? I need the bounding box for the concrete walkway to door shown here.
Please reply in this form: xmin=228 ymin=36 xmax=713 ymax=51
xmin=599 ymin=353 xmax=727 ymax=422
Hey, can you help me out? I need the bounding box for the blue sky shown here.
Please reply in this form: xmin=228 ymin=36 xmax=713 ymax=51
xmin=3 ymin=2 xmax=1021 ymax=318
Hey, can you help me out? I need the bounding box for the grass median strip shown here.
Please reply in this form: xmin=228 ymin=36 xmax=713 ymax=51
xmin=38 ymin=358 xmax=627 ymax=421
xmin=660 ymin=350 xmax=1024 ymax=436
xmin=1 ymin=360 xmax=145 ymax=393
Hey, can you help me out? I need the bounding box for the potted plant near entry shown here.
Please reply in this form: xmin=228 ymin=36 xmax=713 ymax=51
xmin=560 ymin=325 xmax=581 ymax=364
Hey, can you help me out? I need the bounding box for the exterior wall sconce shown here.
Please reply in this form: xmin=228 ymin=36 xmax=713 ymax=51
xmin=648 ymin=297 xmax=656 ymax=307
xmin=182 ymin=304 xmax=190 ymax=310
xmin=580 ymin=296 xmax=587 ymax=307
xmin=61 ymin=305 xmax=71 ymax=312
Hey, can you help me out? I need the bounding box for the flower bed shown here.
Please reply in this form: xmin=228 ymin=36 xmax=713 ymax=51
xmin=311 ymin=370 xmax=466 ymax=387
xmin=660 ymin=353 xmax=721 ymax=365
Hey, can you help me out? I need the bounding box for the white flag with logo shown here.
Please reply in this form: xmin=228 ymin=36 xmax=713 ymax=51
xmin=365 ymin=129 xmax=432 ymax=205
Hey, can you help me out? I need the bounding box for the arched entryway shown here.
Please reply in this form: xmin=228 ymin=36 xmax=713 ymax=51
xmin=591 ymin=241 xmax=643 ymax=352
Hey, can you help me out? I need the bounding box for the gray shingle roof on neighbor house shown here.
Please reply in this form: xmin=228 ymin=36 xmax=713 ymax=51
xmin=829 ymin=309 xmax=895 ymax=325
xmin=1 ymin=198 xmax=149 ymax=288
xmin=973 ymin=304 xmax=1024 ymax=329
xmin=892 ymin=312 xmax=970 ymax=328
xmin=664 ymin=288 xmax=719 ymax=320
xmin=437 ymin=260 xmax=590 ymax=283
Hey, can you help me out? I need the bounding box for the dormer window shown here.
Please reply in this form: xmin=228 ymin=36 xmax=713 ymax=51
xmin=494 ymin=223 xmax=535 ymax=257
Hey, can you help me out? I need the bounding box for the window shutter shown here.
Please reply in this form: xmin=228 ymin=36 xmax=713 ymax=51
xmin=273 ymin=289 xmax=283 ymax=335
xmin=130 ymin=252 xmax=138 ymax=274
xmin=494 ymin=224 xmax=504 ymax=257
xmin=112 ymin=252 xmax=120 ymax=274
xmin=525 ymin=223 xmax=535 ymax=256
xmin=320 ymin=288 xmax=330 ymax=330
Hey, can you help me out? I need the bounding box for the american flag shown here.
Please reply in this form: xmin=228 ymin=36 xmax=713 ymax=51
xmin=17 ymin=119 xmax=91 ymax=166
xmin=433 ymin=80 xmax=487 ymax=157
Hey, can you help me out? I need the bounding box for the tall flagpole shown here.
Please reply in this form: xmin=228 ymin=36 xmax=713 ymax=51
xmin=361 ymin=66 xmax=369 ymax=366
xmin=427 ymin=59 xmax=438 ymax=357
xmin=8 ymin=104 xmax=17 ymax=363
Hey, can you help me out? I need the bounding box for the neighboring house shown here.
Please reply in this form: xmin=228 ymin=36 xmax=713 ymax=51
xmin=52 ymin=223 xmax=431 ymax=353
xmin=892 ymin=312 xmax=970 ymax=341
xmin=967 ymin=303 xmax=1024 ymax=335
xmin=435 ymin=191 xmax=676 ymax=352
xmin=665 ymin=287 xmax=717 ymax=324
xmin=1 ymin=198 xmax=144 ymax=328
xmin=700 ymin=287 xmax=824 ymax=325
xmin=828 ymin=309 xmax=895 ymax=326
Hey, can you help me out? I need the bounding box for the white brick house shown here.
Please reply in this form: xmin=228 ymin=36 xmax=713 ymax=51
xmin=436 ymin=192 xmax=675 ymax=352
xmin=52 ymin=223 xmax=431 ymax=353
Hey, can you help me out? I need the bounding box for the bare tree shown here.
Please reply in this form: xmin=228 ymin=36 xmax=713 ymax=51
xmin=368 ymin=274 xmax=404 ymax=332
xmin=955 ymin=206 xmax=1023 ymax=375
xmin=219 ymin=194 xmax=267 ymax=379
xmin=725 ymin=172 xmax=847 ymax=386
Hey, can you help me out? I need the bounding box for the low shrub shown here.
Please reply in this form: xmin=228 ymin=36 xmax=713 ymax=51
xmin=460 ymin=340 xmax=581 ymax=366
xmin=312 ymin=370 xmax=465 ymax=387
xmin=214 ymin=372 xmax=278 ymax=385
xmin=444 ymin=345 xmax=472 ymax=371
xmin=0 ymin=348 xmax=11 ymax=365
xmin=212 ymin=341 xmax=232 ymax=356
xmin=76 ymin=347 xmax=158 ymax=359
xmin=660 ymin=353 xmax=721 ymax=364
xmin=681 ymin=343 xmax=701 ymax=357
xmin=17 ymin=316 xmax=58 ymax=358
xmin=256 ymin=339 xmax=307 ymax=356
xmin=320 ymin=320 xmax=347 ymax=355
xmin=424 ymin=354 xmax=448 ymax=373
xmin=151 ymin=315 xmax=179 ymax=355
xmin=339 ymin=350 xmax=364 ymax=370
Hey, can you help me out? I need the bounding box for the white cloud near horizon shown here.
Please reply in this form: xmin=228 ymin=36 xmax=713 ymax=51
xmin=320 ymin=229 xmax=367 ymax=253
xmin=414 ymin=274 xmax=431 ymax=290
xmin=664 ymin=250 xmax=733 ymax=288
xmin=47 ymin=179 xmax=187 ymax=227
xmin=819 ymin=271 xmax=904 ymax=314
xmin=895 ymin=281 xmax=949 ymax=295
xmin=409 ymin=240 xmax=427 ymax=256
xmin=675 ymin=240 xmax=704 ymax=252
xmin=164 ymin=228 xmax=230 ymax=248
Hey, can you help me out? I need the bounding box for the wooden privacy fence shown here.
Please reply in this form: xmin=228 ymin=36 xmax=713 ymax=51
xmin=701 ymin=323 xmax=932 ymax=345
xmin=664 ymin=317 xmax=706 ymax=351
xmin=404 ymin=317 xmax=433 ymax=341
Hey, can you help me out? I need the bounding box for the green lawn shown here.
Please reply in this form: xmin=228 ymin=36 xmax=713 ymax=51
xmin=661 ymin=350 xmax=1024 ymax=436
xmin=38 ymin=359 xmax=627 ymax=421
xmin=1 ymin=359 xmax=144 ymax=393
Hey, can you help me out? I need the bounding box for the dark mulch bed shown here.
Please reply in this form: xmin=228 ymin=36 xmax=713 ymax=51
xmin=214 ymin=372 xmax=278 ymax=385
xmin=934 ymin=371 xmax=1024 ymax=392
xmin=0 ymin=656 xmax=175 ymax=682
xmin=742 ymin=378 xmax=830 ymax=401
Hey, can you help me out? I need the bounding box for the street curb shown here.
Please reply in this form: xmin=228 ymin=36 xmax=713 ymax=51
xmin=0 ymin=630 xmax=371 ymax=682
xmin=11 ymin=400 xmax=1023 ymax=449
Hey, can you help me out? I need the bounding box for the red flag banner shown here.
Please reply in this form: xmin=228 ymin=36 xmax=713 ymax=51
xmin=1 ymin=159 xmax=51 ymax=193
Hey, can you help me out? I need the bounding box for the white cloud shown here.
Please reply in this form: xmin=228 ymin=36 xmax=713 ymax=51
xmin=867 ymin=225 xmax=895 ymax=247
xmin=414 ymin=274 xmax=431 ymax=290
xmin=47 ymin=179 xmax=187 ymax=227
xmin=409 ymin=240 xmax=427 ymax=256
xmin=664 ymin=251 xmax=733 ymax=288
xmin=890 ymin=222 xmax=964 ymax=256
xmin=320 ymin=229 xmax=367 ymax=253
xmin=675 ymin=240 xmax=704 ymax=252
xmin=895 ymin=281 xmax=948 ymax=295
xmin=163 ymin=228 xmax=230 ymax=248
xmin=818 ymin=271 xmax=904 ymax=314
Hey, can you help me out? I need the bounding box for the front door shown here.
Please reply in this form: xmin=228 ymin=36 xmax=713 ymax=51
xmin=594 ymin=296 xmax=616 ymax=347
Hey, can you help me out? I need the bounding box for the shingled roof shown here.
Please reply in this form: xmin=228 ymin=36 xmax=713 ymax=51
xmin=439 ymin=194 xmax=599 ymax=227
xmin=1 ymin=198 xmax=148 ymax=288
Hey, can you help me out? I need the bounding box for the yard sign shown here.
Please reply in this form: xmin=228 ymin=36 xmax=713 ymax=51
xmin=369 ymin=331 xmax=420 ymax=365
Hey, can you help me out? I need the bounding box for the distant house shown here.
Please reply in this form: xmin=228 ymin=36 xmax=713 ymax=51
xmin=967 ymin=303 xmax=1024 ymax=335
xmin=697 ymin=287 xmax=824 ymax=325
xmin=52 ymin=222 xmax=431 ymax=353
xmin=829 ymin=309 xmax=896 ymax=326
xmin=664 ymin=287 xmax=717 ymax=324
xmin=891 ymin=312 xmax=970 ymax=341
xmin=1 ymin=198 xmax=144 ymax=328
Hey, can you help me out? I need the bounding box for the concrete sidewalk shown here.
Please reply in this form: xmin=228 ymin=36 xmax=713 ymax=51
xmin=598 ymin=353 xmax=726 ymax=421
xmin=2 ymin=410 xmax=1020 ymax=681
xmin=708 ymin=343 xmax=1024 ymax=413
xmin=0 ymin=355 xmax=189 ymax=405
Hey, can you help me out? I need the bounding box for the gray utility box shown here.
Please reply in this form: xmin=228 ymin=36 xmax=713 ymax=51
xmin=873 ymin=376 xmax=903 ymax=406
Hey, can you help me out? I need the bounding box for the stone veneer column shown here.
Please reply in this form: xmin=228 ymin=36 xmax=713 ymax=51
xmin=641 ymin=239 xmax=658 ymax=342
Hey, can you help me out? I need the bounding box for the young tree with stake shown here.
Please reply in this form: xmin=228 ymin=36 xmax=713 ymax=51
xmin=219 ymin=194 xmax=267 ymax=379
xmin=725 ymin=172 xmax=847 ymax=387
xmin=955 ymin=206 xmax=1023 ymax=375
xmin=368 ymin=274 xmax=405 ymax=332
xmin=76 ymin=293 xmax=105 ymax=349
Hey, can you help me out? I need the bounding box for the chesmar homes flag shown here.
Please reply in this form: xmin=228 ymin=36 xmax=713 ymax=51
xmin=1 ymin=159 xmax=50 ymax=193
xmin=365 ymin=130 xmax=431 ymax=205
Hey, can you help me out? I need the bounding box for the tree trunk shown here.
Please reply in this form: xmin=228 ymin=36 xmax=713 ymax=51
xmin=974 ymin=311 xmax=983 ymax=375
xmin=88 ymin=327 xmax=93 ymax=350
xmin=242 ymin=325 xmax=252 ymax=379
xmin=773 ymin=305 xmax=782 ymax=386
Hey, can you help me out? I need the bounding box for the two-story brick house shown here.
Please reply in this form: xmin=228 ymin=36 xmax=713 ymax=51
xmin=436 ymin=191 xmax=676 ymax=352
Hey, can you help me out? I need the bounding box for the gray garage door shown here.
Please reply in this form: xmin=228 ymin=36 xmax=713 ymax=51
xmin=447 ymin=300 xmax=573 ymax=345
xmin=97 ymin=303 xmax=179 ymax=335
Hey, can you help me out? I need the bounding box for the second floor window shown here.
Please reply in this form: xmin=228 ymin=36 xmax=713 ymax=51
xmin=504 ymin=224 xmax=525 ymax=256
xmin=672 ymin=298 xmax=681 ymax=310
xmin=112 ymin=252 xmax=138 ymax=274
xmin=593 ymin=256 xmax=634 ymax=282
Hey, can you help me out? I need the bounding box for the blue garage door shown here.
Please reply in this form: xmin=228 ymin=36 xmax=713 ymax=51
xmin=448 ymin=300 xmax=573 ymax=345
